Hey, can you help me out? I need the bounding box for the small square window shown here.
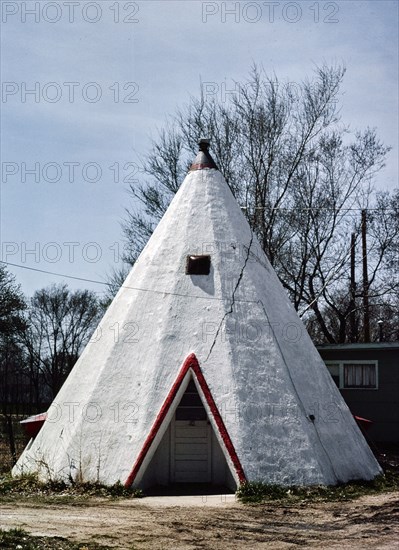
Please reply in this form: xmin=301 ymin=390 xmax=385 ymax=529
xmin=185 ymin=255 xmax=211 ymax=275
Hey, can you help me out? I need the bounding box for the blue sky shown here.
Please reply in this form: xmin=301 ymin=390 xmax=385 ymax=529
xmin=1 ymin=0 xmax=398 ymax=296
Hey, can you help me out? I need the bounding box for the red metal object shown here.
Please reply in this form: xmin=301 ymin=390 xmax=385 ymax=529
xmin=354 ymin=415 xmax=373 ymax=431
xmin=20 ymin=412 xmax=47 ymax=438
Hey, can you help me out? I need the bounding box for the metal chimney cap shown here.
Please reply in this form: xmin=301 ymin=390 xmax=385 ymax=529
xmin=189 ymin=139 xmax=218 ymax=171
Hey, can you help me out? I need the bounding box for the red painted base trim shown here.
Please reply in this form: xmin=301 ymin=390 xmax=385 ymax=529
xmin=125 ymin=353 xmax=246 ymax=487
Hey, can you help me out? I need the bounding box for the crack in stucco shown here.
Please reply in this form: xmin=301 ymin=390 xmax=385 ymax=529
xmin=204 ymin=234 xmax=254 ymax=363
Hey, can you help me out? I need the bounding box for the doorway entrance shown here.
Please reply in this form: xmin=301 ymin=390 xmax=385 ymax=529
xmin=139 ymin=375 xmax=237 ymax=492
xmin=171 ymin=379 xmax=211 ymax=483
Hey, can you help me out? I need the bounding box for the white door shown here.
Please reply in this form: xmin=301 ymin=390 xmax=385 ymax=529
xmin=171 ymin=419 xmax=211 ymax=482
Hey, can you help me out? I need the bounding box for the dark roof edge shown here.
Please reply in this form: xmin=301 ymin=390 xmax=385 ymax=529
xmin=316 ymin=342 xmax=399 ymax=350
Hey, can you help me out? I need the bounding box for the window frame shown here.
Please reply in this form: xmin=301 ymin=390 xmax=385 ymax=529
xmin=324 ymin=360 xmax=379 ymax=390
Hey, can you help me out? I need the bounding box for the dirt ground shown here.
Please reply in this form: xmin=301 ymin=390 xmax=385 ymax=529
xmin=1 ymin=492 xmax=398 ymax=549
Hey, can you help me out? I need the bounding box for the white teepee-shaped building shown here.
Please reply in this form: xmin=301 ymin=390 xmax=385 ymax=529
xmin=14 ymin=141 xmax=381 ymax=489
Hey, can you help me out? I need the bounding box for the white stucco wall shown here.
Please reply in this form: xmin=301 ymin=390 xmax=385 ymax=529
xmin=13 ymin=168 xmax=382 ymax=487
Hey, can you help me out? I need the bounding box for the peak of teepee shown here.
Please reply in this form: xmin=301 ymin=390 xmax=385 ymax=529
xmin=189 ymin=138 xmax=218 ymax=171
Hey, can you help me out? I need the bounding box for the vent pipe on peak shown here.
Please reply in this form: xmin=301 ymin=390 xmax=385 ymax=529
xmin=189 ymin=139 xmax=219 ymax=171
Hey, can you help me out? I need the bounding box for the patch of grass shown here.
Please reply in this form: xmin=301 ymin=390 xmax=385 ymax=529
xmin=236 ymin=470 xmax=399 ymax=504
xmin=0 ymin=473 xmax=143 ymax=504
xmin=0 ymin=527 xmax=113 ymax=549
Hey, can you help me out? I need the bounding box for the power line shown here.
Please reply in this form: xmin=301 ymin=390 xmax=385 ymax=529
xmin=0 ymin=260 xmax=258 ymax=303
xmin=240 ymin=207 xmax=396 ymax=211
xmin=1 ymin=260 xmax=110 ymax=287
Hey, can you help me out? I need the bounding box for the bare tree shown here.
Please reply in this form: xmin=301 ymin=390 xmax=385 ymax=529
xmin=21 ymin=284 xmax=101 ymax=398
xmin=101 ymin=265 xmax=130 ymax=309
xmin=118 ymin=64 xmax=395 ymax=343
xmin=0 ymin=265 xmax=27 ymax=464
xmin=305 ymin=189 xmax=399 ymax=343
xmin=0 ymin=265 xmax=26 ymax=336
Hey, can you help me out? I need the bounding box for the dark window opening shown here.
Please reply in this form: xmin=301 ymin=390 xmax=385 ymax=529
xmin=176 ymin=380 xmax=207 ymax=421
xmin=185 ymin=255 xmax=211 ymax=275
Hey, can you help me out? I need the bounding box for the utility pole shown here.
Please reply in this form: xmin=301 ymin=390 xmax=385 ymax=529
xmin=362 ymin=209 xmax=370 ymax=342
xmin=349 ymin=232 xmax=357 ymax=342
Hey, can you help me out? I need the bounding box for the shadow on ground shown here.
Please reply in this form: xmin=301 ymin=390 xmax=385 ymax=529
xmin=144 ymin=483 xmax=234 ymax=496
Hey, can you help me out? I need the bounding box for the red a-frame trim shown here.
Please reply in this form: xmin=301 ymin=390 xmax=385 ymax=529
xmin=125 ymin=353 xmax=246 ymax=486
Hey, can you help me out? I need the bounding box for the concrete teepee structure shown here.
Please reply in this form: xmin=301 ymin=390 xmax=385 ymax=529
xmin=14 ymin=140 xmax=381 ymax=489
